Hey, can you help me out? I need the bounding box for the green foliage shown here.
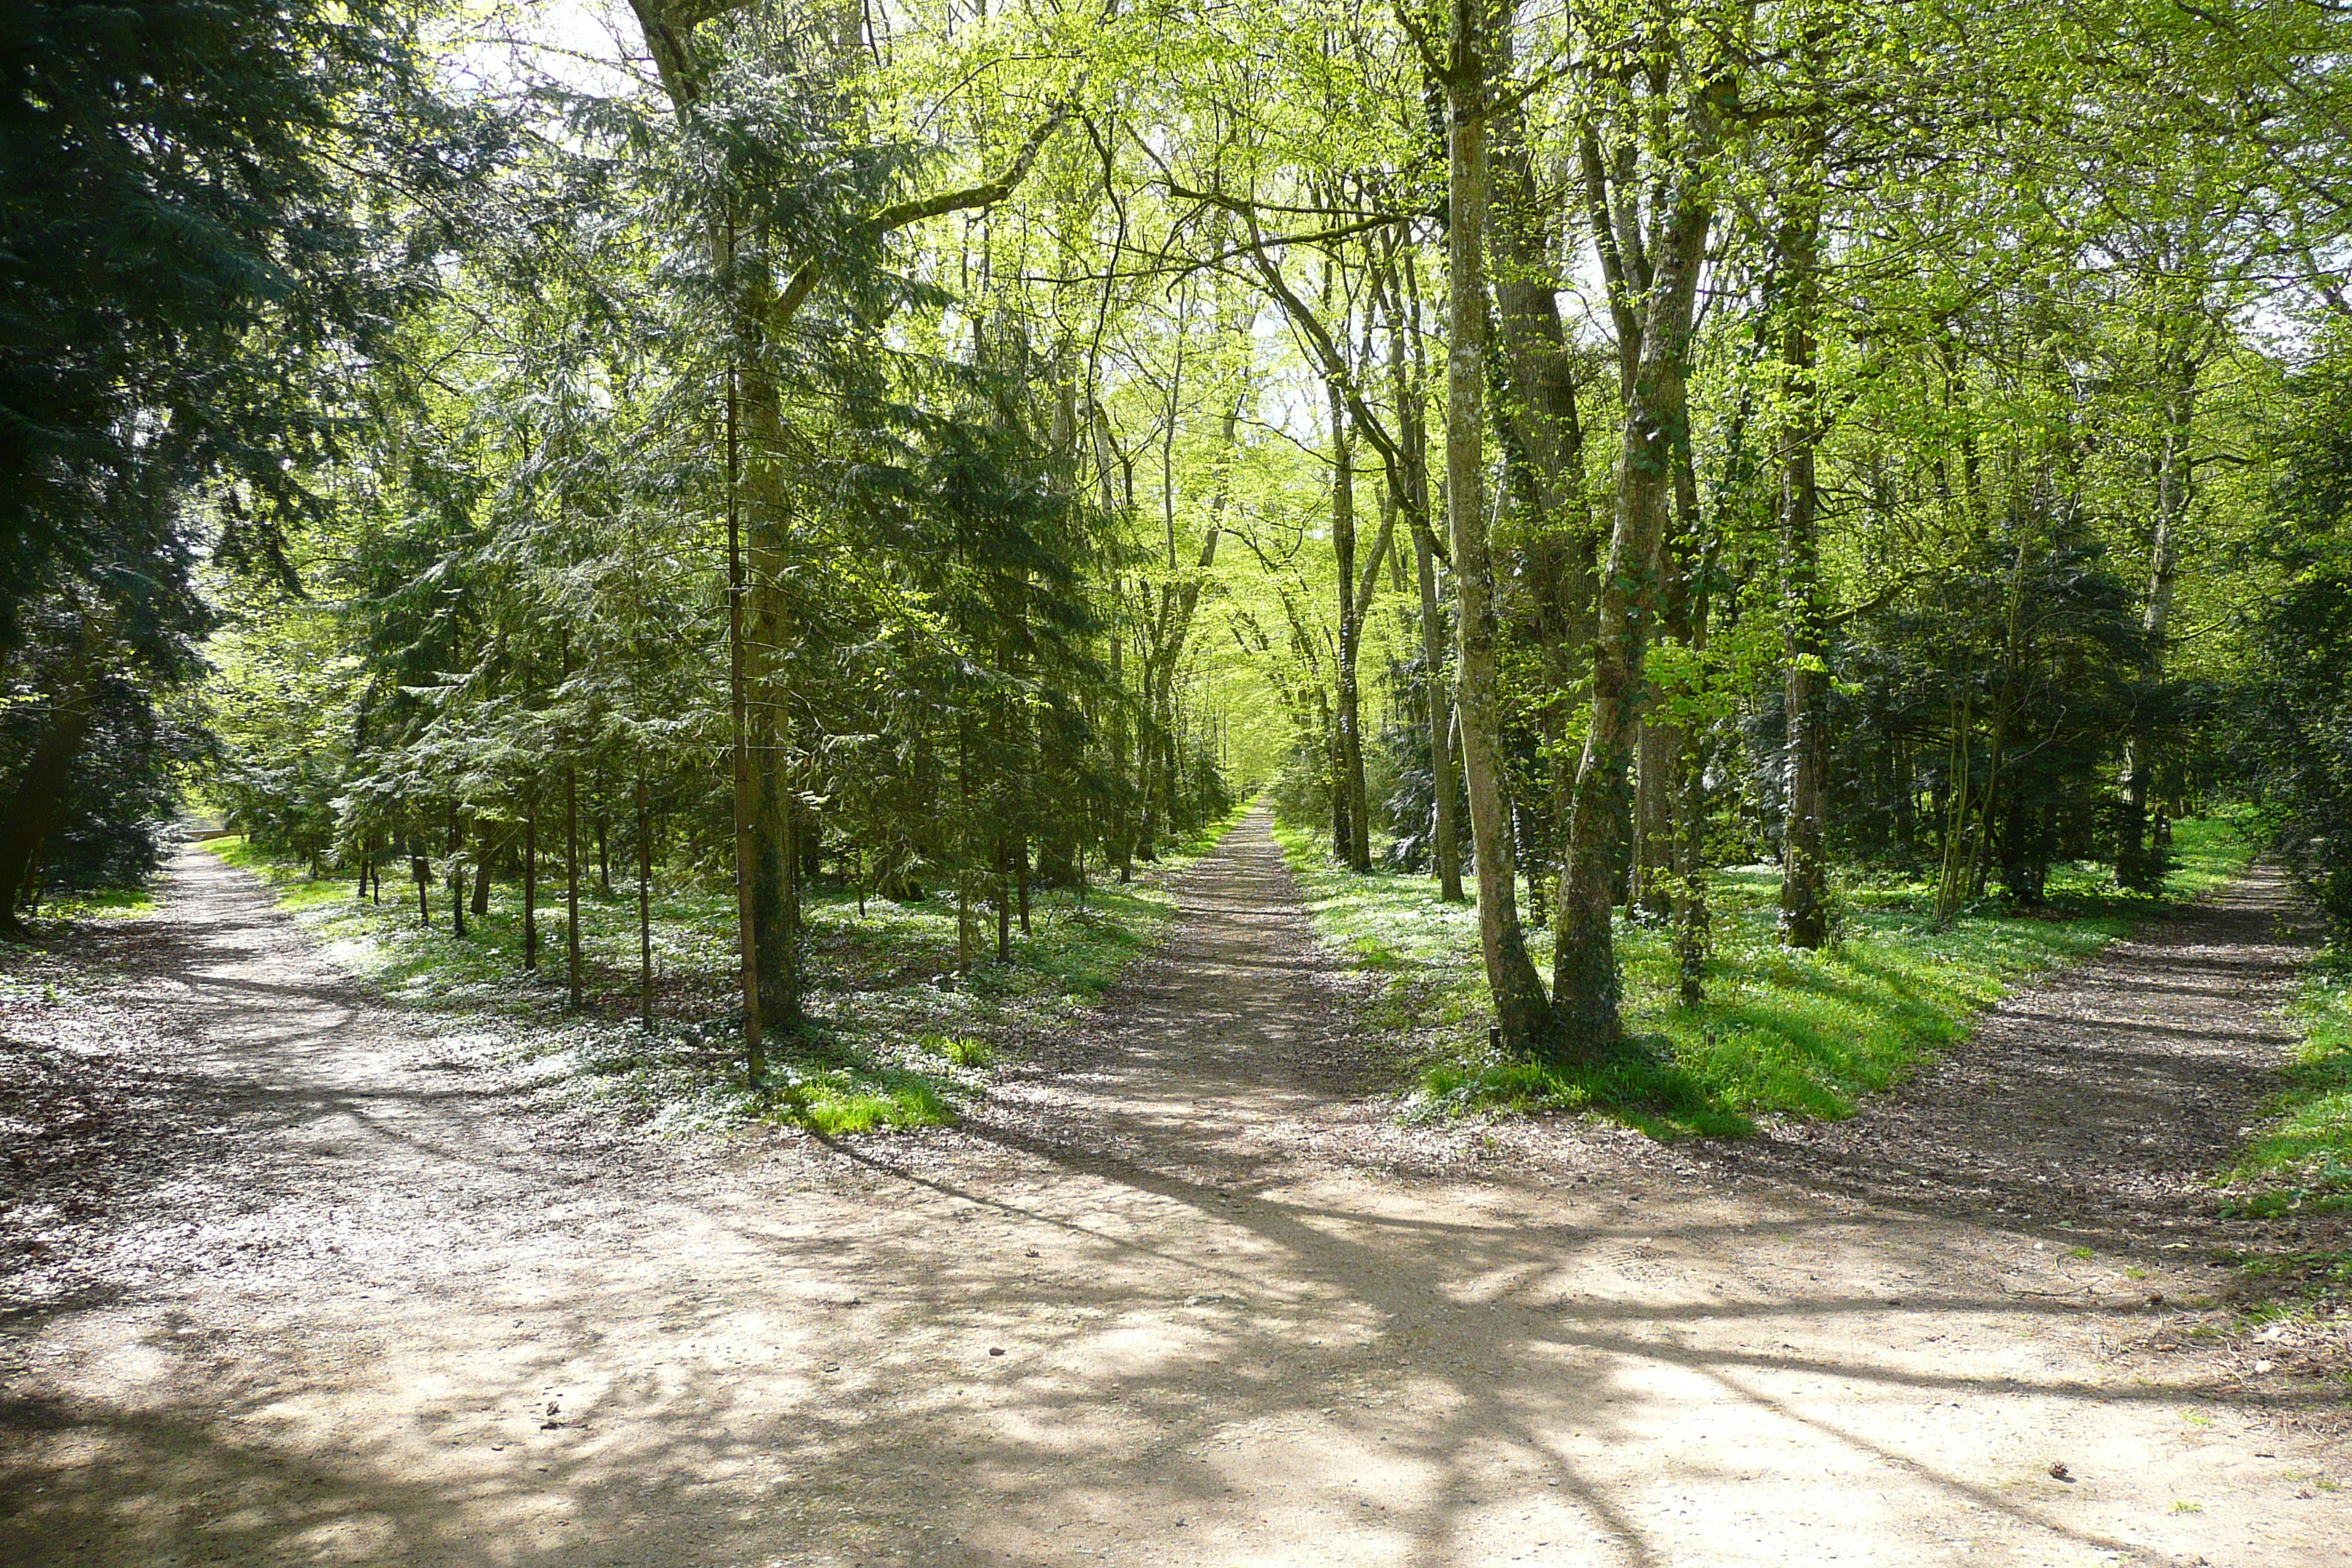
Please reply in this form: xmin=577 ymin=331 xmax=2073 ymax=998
xmin=2224 ymin=953 xmax=2352 ymax=1220
xmin=2244 ymin=341 xmax=2352 ymax=941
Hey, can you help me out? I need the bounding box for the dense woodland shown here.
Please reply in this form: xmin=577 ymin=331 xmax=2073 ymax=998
xmin=7 ymin=0 xmax=2352 ymax=1074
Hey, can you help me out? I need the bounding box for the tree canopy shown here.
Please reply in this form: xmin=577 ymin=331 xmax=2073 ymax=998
xmin=8 ymin=0 xmax=2352 ymax=1071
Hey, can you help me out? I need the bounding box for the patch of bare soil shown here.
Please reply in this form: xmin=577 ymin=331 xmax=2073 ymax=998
xmin=2 ymin=815 xmax=2346 ymax=1568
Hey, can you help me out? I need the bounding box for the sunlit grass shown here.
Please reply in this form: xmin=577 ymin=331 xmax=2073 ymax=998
xmin=1275 ymin=812 xmax=2256 ymax=1139
xmin=2226 ymin=951 xmax=2352 ymax=1223
xmin=29 ymin=886 xmax=159 ymax=921
xmin=201 ymin=802 xmax=1249 ymax=1137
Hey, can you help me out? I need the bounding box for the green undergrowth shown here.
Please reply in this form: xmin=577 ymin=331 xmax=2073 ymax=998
xmin=1274 ymin=812 xmax=2255 ymax=1139
xmin=23 ymin=886 xmax=158 ymax=922
xmin=203 ymin=802 xmax=1248 ymax=1137
xmin=2224 ymin=951 xmax=2352 ymax=1230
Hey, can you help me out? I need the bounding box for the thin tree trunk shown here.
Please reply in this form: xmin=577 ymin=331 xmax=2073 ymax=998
xmin=566 ymin=763 xmax=582 ymax=1009
xmin=524 ymin=807 xmax=538 ymax=970
xmin=637 ymin=773 xmax=654 ymax=1029
xmin=1329 ymin=379 xmax=1372 ymax=873
xmin=451 ymin=814 xmax=468 ymax=941
xmin=2120 ymin=337 xmax=2195 ymax=889
xmin=1411 ymin=509 xmax=1463 ymax=902
xmin=995 ymin=836 xmax=1012 ymax=963
xmin=1776 ymin=181 xmax=1830 ymax=949
xmin=1673 ymin=476 xmax=1715 ymax=1006
xmin=472 ymin=829 xmax=493 ymax=918
xmin=728 ymin=338 xmax=763 ymax=1075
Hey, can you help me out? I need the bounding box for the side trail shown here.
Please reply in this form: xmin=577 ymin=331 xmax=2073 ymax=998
xmin=1 ymin=810 xmax=2344 ymax=1568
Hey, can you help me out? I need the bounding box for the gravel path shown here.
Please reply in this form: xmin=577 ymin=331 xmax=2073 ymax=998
xmin=1 ymin=811 xmax=2346 ymax=1567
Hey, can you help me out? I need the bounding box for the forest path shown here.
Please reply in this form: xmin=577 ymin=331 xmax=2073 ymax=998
xmin=2 ymin=810 xmax=2347 ymax=1567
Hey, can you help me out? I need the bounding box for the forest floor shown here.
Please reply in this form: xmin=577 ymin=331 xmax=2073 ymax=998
xmin=2 ymin=809 xmax=2348 ymax=1567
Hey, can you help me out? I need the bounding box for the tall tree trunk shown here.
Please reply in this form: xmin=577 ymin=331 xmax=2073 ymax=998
xmin=2119 ymin=339 xmax=2195 ymax=891
xmin=1550 ymin=153 xmax=1714 ymax=1057
xmin=724 ymin=336 xmax=761 ymax=1081
xmin=636 ymin=773 xmax=654 ymax=1028
xmin=566 ymin=763 xmax=582 ymax=1009
xmin=995 ymin=835 xmax=1012 ymax=963
xmin=1444 ymin=0 xmax=1551 ymax=1052
xmin=1776 ymin=181 xmax=1830 ymax=949
xmin=744 ymin=337 xmax=800 ymax=1025
xmin=1490 ymin=12 xmax=1599 ymax=917
xmin=524 ymin=805 xmax=539 ymax=970
xmin=1330 ymin=382 xmax=1372 ymax=872
xmin=471 ymin=829 xmax=493 ymax=917
xmin=450 ymin=814 xmax=468 ymax=941
xmin=1671 ymin=461 xmax=1714 ymax=1005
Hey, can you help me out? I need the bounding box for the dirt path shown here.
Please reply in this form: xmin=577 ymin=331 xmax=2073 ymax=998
xmin=3 ymin=812 xmax=2347 ymax=1567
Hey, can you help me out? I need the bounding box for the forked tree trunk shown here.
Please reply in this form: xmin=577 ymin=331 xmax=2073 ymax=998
xmin=1444 ymin=0 xmax=1550 ymax=1053
xmin=1551 ymin=151 xmax=1714 ymax=1058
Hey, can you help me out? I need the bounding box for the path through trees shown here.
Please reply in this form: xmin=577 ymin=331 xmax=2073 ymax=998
xmin=1 ymin=814 xmax=2345 ymax=1567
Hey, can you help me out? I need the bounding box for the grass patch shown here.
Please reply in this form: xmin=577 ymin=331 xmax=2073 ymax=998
xmin=200 ymin=800 xmax=1248 ymax=1138
xmin=27 ymin=886 xmax=158 ymax=921
xmin=2223 ymin=951 xmax=2352 ymax=1240
xmin=1273 ymin=813 xmax=2255 ymax=1139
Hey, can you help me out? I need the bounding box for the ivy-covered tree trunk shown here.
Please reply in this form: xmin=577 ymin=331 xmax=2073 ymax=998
xmin=1330 ymin=383 xmax=1372 ymax=872
xmin=1551 ymin=149 xmax=1713 ymax=1058
xmin=1776 ymin=182 xmax=1830 ymax=950
xmin=1444 ymin=0 xmax=1550 ymax=1054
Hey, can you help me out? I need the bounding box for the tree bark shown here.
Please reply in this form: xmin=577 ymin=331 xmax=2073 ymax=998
xmin=1444 ymin=0 xmax=1551 ymax=1053
xmin=471 ymin=829 xmax=493 ymax=917
xmin=1329 ymin=380 xmax=1373 ymax=872
xmin=637 ymin=773 xmax=654 ymax=1028
xmin=1550 ymin=127 xmax=1714 ymax=1057
xmin=728 ymin=343 xmax=766 ymax=1081
xmin=1776 ymin=178 xmax=1829 ymax=949
xmin=2119 ymin=334 xmax=2196 ymax=891
xmin=524 ymin=806 xmax=539 ymax=969
xmin=565 ymin=763 xmax=582 ymax=1009
xmin=450 ymin=815 xmax=468 ymax=941
xmin=743 ymin=333 xmax=801 ymax=1025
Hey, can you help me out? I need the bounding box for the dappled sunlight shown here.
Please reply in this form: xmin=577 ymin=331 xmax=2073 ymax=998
xmin=4 ymin=814 xmax=2342 ymax=1568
